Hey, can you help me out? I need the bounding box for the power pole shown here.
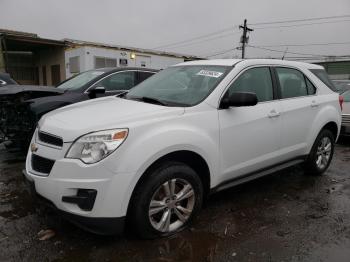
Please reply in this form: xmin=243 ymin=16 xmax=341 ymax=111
xmin=239 ymin=19 xmax=253 ymax=59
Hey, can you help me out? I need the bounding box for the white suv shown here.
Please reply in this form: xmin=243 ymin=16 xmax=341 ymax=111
xmin=24 ymin=59 xmax=342 ymax=238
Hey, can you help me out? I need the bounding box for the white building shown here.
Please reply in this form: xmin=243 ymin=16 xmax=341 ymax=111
xmin=64 ymin=39 xmax=200 ymax=79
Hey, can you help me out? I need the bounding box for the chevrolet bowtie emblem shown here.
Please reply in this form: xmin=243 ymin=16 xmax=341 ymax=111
xmin=30 ymin=143 xmax=38 ymax=153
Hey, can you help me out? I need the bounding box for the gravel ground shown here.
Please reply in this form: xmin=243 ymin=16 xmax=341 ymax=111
xmin=0 ymin=138 xmax=349 ymax=262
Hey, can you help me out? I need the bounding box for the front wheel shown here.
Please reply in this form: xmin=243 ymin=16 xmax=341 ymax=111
xmin=128 ymin=161 xmax=203 ymax=239
xmin=305 ymin=129 xmax=335 ymax=176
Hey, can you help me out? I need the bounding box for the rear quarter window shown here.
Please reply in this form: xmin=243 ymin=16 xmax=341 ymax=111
xmin=309 ymin=69 xmax=337 ymax=92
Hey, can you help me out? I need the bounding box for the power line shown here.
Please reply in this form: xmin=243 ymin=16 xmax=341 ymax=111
xmin=253 ymin=41 xmax=350 ymax=48
xmin=166 ymin=20 xmax=350 ymax=50
xmin=247 ymin=45 xmax=335 ymax=57
xmin=152 ymin=26 xmax=237 ymax=49
xmin=253 ymin=19 xmax=350 ymax=30
xmin=205 ymin=47 xmax=238 ymax=58
xmin=159 ymin=32 xmax=239 ymax=50
xmin=249 ymin=14 xmax=350 ymax=26
xmin=152 ymin=14 xmax=350 ymax=52
xmin=153 ymin=15 xmax=350 ymax=49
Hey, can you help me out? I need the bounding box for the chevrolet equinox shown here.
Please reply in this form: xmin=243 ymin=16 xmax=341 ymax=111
xmin=24 ymin=59 xmax=342 ymax=238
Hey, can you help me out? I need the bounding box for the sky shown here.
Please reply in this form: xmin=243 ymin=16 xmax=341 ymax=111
xmin=0 ymin=0 xmax=350 ymax=60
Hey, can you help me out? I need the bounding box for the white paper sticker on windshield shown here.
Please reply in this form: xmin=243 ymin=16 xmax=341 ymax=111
xmin=197 ymin=70 xmax=223 ymax=78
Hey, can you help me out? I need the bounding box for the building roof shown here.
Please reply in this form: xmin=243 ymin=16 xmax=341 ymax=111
xmin=0 ymin=28 xmax=67 ymax=51
xmin=64 ymin=38 xmax=203 ymax=60
xmin=0 ymin=28 xmax=202 ymax=60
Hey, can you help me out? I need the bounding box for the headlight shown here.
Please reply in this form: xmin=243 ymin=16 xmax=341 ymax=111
xmin=66 ymin=129 xmax=128 ymax=164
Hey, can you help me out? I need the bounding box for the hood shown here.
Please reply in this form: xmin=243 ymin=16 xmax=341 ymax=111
xmin=39 ymin=97 xmax=185 ymax=142
xmin=0 ymin=85 xmax=63 ymax=96
xmin=28 ymin=93 xmax=85 ymax=116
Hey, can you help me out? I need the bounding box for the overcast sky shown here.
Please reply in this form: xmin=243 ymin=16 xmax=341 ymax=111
xmin=1 ymin=0 xmax=350 ymax=60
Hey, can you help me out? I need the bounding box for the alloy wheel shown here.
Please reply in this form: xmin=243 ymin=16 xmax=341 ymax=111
xmin=148 ymin=178 xmax=195 ymax=233
xmin=315 ymin=136 xmax=332 ymax=170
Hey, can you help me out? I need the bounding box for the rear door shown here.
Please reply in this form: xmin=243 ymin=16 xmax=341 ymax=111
xmin=218 ymin=66 xmax=282 ymax=182
xmin=273 ymin=67 xmax=319 ymax=160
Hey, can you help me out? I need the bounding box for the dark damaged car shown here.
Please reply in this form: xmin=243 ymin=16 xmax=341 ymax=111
xmin=0 ymin=72 xmax=18 ymax=87
xmin=0 ymin=67 xmax=157 ymax=150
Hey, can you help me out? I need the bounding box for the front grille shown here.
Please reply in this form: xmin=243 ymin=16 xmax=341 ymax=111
xmin=342 ymin=114 xmax=350 ymax=125
xmin=31 ymin=154 xmax=55 ymax=174
xmin=38 ymin=131 xmax=63 ymax=147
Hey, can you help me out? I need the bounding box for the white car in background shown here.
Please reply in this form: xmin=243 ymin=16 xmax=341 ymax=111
xmin=340 ymin=90 xmax=350 ymax=136
xmin=331 ymin=80 xmax=350 ymax=136
xmin=24 ymin=59 xmax=342 ymax=238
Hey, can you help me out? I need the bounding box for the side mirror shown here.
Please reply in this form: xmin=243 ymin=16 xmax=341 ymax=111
xmin=88 ymin=86 xmax=106 ymax=98
xmin=220 ymin=92 xmax=258 ymax=109
xmin=91 ymin=86 xmax=106 ymax=94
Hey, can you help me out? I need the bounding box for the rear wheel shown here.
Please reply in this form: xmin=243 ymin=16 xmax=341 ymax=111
xmin=128 ymin=161 xmax=203 ymax=239
xmin=305 ymin=129 xmax=335 ymax=176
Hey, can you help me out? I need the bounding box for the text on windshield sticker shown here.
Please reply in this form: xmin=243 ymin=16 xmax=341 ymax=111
xmin=197 ymin=70 xmax=223 ymax=78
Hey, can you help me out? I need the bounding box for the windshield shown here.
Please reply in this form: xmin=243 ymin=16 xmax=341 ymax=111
xmin=126 ymin=65 xmax=231 ymax=106
xmin=57 ymin=70 xmax=105 ymax=91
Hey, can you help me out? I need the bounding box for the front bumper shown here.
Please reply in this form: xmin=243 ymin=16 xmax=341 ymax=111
xmin=23 ymin=170 xmax=125 ymax=235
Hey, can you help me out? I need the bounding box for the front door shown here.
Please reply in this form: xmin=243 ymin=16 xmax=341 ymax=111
xmin=218 ymin=66 xmax=282 ymax=183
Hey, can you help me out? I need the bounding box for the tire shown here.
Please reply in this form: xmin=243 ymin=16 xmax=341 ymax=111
xmin=128 ymin=161 xmax=203 ymax=239
xmin=304 ymin=129 xmax=335 ymax=176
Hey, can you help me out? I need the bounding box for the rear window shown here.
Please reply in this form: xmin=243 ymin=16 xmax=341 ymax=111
xmin=310 ymin=69 xmax=336 ymax=92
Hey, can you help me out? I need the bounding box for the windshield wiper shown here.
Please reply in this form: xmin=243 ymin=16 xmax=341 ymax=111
xmin=116 ymin=91 xmax=128 ymax=98
xmin=129 ymin=96 xmax=168 ymax=106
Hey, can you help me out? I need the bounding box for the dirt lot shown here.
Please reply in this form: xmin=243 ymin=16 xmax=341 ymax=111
xmin=0 ymin=139 xmax=350 ymax=262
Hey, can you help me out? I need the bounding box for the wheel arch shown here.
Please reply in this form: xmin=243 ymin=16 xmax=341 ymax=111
xmin=306 ymin=103 xmax=341 ymax=154
xmin=126 ymin=150 xmax=211 ymax=217
xmin=321 ymin=121 xmax=338 ymax=139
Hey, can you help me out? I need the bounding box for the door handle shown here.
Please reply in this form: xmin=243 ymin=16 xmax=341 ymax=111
xmin=311 ymin=100 xmax=319 ymax=108
xmin=268 ymin=110 xmax=281 ymax=118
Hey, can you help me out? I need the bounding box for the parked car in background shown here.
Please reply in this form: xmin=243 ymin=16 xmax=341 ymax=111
xmin=24 ymin=59 xmax=341 ymax=238
xmin=331 ymin=80 xmax=350 ymax=136
xmin=0 ymin=72 xmax=17 ymax=87
xmin=333 ymin=80 xmax=350 ymax=94
xmin=0 ymin=67 xmax=157 ymax=150
xmin=340 ymin=89 xmax=350 ymax=136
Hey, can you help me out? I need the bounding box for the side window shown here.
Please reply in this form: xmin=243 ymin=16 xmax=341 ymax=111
xmin=138 ymin=71 xmax=155 ymax=83
xmin=94 ymin=71 xmax=136 ymax=91
xmin=305 ymin=77 xmax=316 ymax=95
xmin=227 ymin=67 xmax=274 ymax=102
xmin=309 ymin=69 xmax=336 ymax=91
xmin=276 ymin=67 xmax=307 ymax=99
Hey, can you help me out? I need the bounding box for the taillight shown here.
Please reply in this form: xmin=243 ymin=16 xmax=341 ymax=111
xmin=339 ymin=95 xmax=344 ymax=111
